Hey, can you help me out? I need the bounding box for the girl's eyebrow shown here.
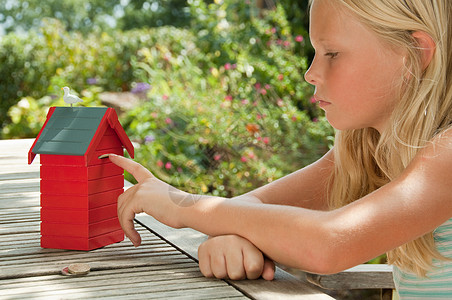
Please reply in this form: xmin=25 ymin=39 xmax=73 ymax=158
xmin=310 ymin=37 xmax=337 ymax=49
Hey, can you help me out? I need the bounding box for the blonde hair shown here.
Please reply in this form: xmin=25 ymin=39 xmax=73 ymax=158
xmin=321 ymin=0 xmax=452 ymax=276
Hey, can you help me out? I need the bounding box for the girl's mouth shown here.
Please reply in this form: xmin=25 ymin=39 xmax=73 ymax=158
xmin=313 ymin=96 xmax=331 ymax=108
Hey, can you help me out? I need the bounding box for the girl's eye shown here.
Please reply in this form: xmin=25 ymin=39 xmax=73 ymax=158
xmin=325 ymin=52 xmax=339 ymax=59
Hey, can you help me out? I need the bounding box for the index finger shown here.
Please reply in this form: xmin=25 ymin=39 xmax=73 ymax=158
xmin=107 ymin=154 xmax=153 ymax=182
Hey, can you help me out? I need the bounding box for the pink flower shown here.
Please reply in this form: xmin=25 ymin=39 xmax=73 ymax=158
xmin=165 ymin=162 xmax=172 ymax=169
xmin=283 ymin=41 xmax=290 ymax=47
xmin=271 ymin=27 xmax=277 ymax=34
xmin=214 ymin=154 xmax=222 ymax=161
xmin=277 ymin=99 xmax=284 ymax=107
xmin=157 ymin=160 xmax=164 ymax=168
xmin=224 ymin=63 xmax=232 ymax=70
xmin=278 ymin=74 xmax=284 ymax=81
xmin=254 ymin=83 xmax=261 ymax=90
xmin=291 ymin=115 xmax=297 ymax=122
xmin=260 ymin=89 xmax=267 ymax=95
xmin=263 ymin=137 xmax=270 ymax=144
xmin=162 ymin=94 xmax=169 ymax=100
xmin=310 ymin=96 xmax=317 ymax=104
xmin=224 ymin=95 xmax=233 ymax=101
xmin=295 ymin=35 xmax=304 ymax=42
xmin=313 ymin=118 xmax=319 ymax=123
xmin=165 ymin=118 xmax=173 ymax=124
xmin=241 ymin=156 xmax=248 ymax=162
xmin=241 ymin=99 xmax=249 ymax=105
xmin=247 ymin=152 xmax=255 ymax=159
xmin=264 ymin=84 xmax=271 ymax=90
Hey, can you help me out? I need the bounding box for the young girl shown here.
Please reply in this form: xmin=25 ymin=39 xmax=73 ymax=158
xmin=109 ymin=0 xmax=452 ymax=298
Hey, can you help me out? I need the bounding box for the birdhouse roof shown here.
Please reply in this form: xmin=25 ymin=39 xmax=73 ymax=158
xmin=28 ymin=107 xmax=134 ymax=164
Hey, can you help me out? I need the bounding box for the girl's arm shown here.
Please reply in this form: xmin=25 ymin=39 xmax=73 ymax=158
xmin=233 ymin=149 xmax=334 ymax=210
xmin=110 ymin=132 xmax=452 ymax=274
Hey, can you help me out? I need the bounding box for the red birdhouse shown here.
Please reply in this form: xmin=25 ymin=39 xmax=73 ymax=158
xmin=28 ymin=106 xmax=134 ymax=250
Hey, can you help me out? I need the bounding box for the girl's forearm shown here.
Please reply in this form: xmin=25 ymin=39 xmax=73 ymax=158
xmin=179 ymin=194 xmax=333 ymax=273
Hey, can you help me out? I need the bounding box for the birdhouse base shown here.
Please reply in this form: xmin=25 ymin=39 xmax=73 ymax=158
xmin=41 ymin=229 xmax=124 ymax=251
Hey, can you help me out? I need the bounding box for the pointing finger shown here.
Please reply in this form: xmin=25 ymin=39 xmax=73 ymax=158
xmin=108 ymin=154 xmax=153 ymax=183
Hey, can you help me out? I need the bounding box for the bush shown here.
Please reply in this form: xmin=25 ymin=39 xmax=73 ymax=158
xmin=0 ymin=19 xmax=189 ymax=131
xmin=2 ymin=0 xmax=334 ymax=197
xmin=121 ymin=0 xmax=334 ymax=196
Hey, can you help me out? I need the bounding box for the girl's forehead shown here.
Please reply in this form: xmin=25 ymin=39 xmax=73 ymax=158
xmin=309 ymin=0 xmax=382 ymax=50
xmin=309 ymin=0 xmax=354 ymax=44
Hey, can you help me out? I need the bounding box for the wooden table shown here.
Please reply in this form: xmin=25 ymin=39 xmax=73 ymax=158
xmin=0 ymin=139 xmax=334 ymax=299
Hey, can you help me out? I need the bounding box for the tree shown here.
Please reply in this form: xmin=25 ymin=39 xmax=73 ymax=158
xmin=119 ymin=0 xmax=191 ymax=29
xmin=0 ymin=0 xmax=194 ymax=34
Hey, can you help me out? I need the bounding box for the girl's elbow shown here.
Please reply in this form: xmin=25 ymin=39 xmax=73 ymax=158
xmin=296 ymin=228 xmax=346 ymax=275
xmin=306 ymin=247 xmax=343 ymax=275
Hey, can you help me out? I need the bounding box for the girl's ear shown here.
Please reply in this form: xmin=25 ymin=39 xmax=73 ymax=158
xmin=411 ymin=31 xmax=436 ymax=70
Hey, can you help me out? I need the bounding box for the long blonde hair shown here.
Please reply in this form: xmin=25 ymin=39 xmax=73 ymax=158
xmin=323 ymin=0 xmax=452 ymax=276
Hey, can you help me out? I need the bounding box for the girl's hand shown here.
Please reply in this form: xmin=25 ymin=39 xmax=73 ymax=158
xmin=108 ymin=154 xmax=188 ymax=247
xmin=198 ymin=235 xmax=275 ymax=280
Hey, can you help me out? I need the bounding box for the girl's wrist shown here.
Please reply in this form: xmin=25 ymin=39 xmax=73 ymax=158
xmin=171 ymin=192 xmax=206 ymax=228
xmin=177 ymin=194 xmax=225 ymax=232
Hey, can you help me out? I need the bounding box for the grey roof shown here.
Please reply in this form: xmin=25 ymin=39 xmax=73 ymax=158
xmin=32 ymin=107 xmax=108 ymax=156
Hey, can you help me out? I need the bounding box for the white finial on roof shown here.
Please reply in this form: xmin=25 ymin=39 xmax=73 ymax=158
xmin=61 ymin=87 xmax=83 ymax=107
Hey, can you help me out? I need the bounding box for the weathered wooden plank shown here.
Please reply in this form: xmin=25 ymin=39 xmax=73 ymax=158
xmin=0 ymin=254 xmax=247 ymax=299
xmin=0 ymin=254 xmax=192 ymax=280
xmin=0 ymin=262 xmax=199 ymax=285
xmin=0 ymin=171 xmax=40 ymax=181
xmin=305 ymin=264 xmax=395 ymax=290
xmin=1 ymin=264 xmax=206 ymax=292
xmin=3 ymin=282 xmax=244 ymax=300
xmin=0 ymin=184 xmax=40 ymax=194
xmin=0 ymin=138 xmax=35 ymax=153
xmin=0 ymin=245 xmax=182 ymax=265
xmin=135 ymin=215 xmax=335 ymax=300
xmin=0 ymin=194 xmax=40 ymax=209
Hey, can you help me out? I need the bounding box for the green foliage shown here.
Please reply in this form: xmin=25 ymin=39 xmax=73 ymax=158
xmin=0 ymin=0 xmax=120 ymax=34
xmin=120 ymin=0 xmax=192 ymax=29
xmin=0 ymin=31 xmax=51 ymax=128
xmin=2 ymin=0 xmax=334 ymax=197
xmin=120 ymin=0 xmax=333 ymax=196
xmin=0 ymin=19 xmax=182 ymax=128
xmin=188 ymin=1 xmax=316 ymax=115
xmin=123 ymin=61 xmax=331 ymax=196
xmin=0 ymin=0 xmax=194 ymax=35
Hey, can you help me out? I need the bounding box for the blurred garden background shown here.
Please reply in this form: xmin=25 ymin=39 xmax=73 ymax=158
xmin=0 ymin=0 xmax=335 ymax=198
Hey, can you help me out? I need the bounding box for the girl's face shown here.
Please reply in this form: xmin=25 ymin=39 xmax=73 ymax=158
xmin=305 ymin=0 xmax=405 ymax=133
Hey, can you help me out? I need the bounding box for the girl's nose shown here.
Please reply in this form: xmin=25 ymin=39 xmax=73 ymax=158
xmin=304 ymin=57 xmax=320 ymax=85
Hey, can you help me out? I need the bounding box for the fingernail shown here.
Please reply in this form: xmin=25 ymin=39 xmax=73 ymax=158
xmin=98 ymin=154 xmax=110 ymax=159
